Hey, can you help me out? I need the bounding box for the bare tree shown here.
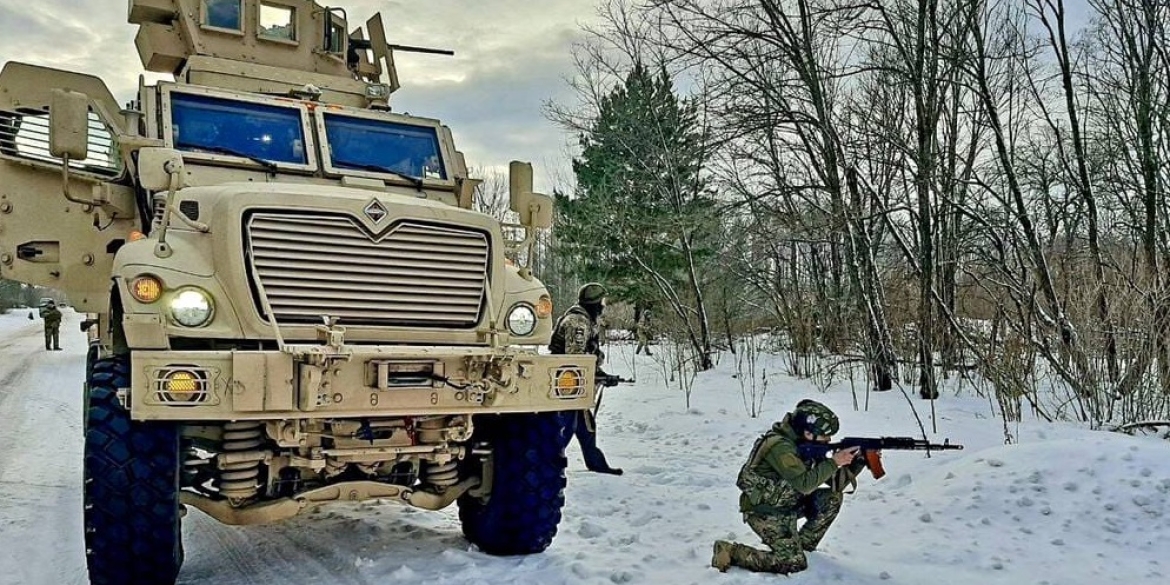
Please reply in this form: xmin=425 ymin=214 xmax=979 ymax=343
xmin=649 ymin=0 xmax=903 ymax=391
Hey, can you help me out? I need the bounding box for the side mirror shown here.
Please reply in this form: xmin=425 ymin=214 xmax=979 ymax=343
xmin=49 ymin=89 xmax=90 ymax=160
xmin=508 ymin=161 xmax=553 ymax=229
xmin=137 ymin=147 xmax=186 ymax=191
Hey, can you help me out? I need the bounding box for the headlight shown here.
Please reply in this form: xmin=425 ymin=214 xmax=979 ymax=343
xmin=506 ymin=304 xmax=537 ymax=336
xmin=169 ymin=288 xmax=214 ymax=327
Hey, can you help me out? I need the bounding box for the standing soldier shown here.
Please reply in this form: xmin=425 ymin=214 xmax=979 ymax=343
xmin=39 ymin=300 xmax=62 ymax=351
xmin=548 ymin=282 xmax=623 ymax=476
xmin=712 ymin=399 xmax=868 ymax=574
xmin=635 ymin=309 xmax=653 ymax=356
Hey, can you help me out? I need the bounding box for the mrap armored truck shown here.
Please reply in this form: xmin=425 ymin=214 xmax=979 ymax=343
xmin=0 ymin=1 xmax=596 ymax=583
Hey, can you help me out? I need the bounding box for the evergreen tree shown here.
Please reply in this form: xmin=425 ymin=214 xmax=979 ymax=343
xmin=561 ymin=63 xmax=717 ymax=369
xmin=0 ymin=277 xmax=19 ymax=312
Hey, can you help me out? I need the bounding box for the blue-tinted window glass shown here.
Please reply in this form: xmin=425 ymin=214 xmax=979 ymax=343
xmin=171 ymin=93 xmax=307 ymax=165
xmin=205 ymin=0 xmax=242 ymax=30
xmin=324 ymin=114 xmax=446 ymax=180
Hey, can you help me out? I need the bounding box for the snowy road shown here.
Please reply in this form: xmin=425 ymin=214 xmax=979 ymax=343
xmin=0 ymin=310 xmax=88 ymax=585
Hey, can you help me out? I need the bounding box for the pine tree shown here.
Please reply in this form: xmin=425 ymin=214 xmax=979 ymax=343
xmin=561 ymin=64 xmax=717 ymax=369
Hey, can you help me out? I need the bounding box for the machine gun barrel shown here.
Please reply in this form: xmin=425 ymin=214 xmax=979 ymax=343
xmin=389 ymin=43 xmax=455 ymax=56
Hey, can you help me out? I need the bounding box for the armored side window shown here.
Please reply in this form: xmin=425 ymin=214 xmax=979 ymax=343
xmin=321 ymin=8 xmax=348 ymax=54
xmin=259 ymin=3 xmax=296 ymax=42
xmin=0 ymin=110 xmax=121 ymax=178
xmin=203 ymin=0 xmax=243 ymax=31
xmin=326 ymin=21 xmax=345 ymax=53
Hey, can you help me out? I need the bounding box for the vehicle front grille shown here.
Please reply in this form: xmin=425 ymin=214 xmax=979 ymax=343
xmin=245 ymin=213 xmax=489 ymax=328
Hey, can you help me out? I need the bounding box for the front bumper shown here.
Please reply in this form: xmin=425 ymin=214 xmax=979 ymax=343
xmin=129 ymin=346 xmax=595 ymax=421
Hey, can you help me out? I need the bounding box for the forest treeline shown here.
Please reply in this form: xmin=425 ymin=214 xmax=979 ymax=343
xmin=486 ymin=0 xmax=1170 ymax=427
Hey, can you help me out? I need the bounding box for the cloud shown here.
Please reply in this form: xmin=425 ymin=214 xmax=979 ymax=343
xmin=0 ymin=0 xmax=596 ymax=190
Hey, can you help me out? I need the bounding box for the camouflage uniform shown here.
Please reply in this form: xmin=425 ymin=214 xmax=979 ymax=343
xmin=39 ymin=302 xmax=62 ymax=350
xmin=549 ymin=306 xmax=601 ymax=358
xmin=549 ymin=283 xmax=622 ymax=475
xmin=713 ymin=402 xmax=865 ymax=574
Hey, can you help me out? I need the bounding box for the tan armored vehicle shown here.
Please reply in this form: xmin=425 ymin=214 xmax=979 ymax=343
xmin=0 ymin=1 xmax=596 ymax=583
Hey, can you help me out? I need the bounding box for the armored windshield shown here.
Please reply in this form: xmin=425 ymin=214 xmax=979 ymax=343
xmin=171 ymin=93 xmax=307 ymax=165
xmin=322 ymin=113 xmax=446 ymax=180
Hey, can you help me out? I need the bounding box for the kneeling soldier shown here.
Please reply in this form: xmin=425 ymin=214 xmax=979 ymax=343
xmin=713 ymin=400 xmax=869 ymax=574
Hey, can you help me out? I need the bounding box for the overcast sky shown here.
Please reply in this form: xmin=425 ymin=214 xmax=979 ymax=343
xmin=0 ymin=1 xmax=1097 ymax=194
xmin=0 ymin=0 xmax=598 ymax=191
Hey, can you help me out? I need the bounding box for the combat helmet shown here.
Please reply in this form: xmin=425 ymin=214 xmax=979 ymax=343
xmin=791 ymin=399 xmax=839 ymax=437
xmin=578 ymin=282 xmax=607 ymax=305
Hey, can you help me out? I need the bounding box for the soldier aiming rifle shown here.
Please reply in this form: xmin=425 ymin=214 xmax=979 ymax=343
xmin=713 ymin=400 xmax=964 ymax=574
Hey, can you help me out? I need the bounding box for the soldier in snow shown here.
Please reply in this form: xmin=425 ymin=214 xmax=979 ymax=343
xmin=39 ymin=299 xmax=63 ymax=351
xmin=548 ymin=282 xmax=623 ymax=476
xmin=634 ymin=309 xmax=653 ymax=356
xmin=712 ymin=399 xmax=868 ymax=573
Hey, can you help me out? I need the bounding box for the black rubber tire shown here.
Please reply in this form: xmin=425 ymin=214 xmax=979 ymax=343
xmin=84 ymin=342 xmax=99 ymax=380
xmin=83 ymin=356 xmax=183 ymax=585
xmin=82 ymin=342 xmax=100 ymax=430
xmin=457 ymin=411 xmax=574 ymax=555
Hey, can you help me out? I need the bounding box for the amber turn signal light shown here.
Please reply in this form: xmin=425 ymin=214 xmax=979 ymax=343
xmin=535 ymin=295 xmax=553 ymax=319
xmin=130 ymin=275 xmax=163 ymax=303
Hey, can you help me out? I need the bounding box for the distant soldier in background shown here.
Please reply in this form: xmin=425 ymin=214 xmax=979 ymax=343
xmin=39 ymin=300 xmax=62 ymax=351
xmin=635 ymin=309 xmax=653 ymax=356
xmin=549 ymin=282 xmax=623 ymax=476
xmin=712 ymin=400 xmax=867 ymax=574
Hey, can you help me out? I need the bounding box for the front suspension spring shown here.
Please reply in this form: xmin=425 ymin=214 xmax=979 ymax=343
xmin=218 ymin=421 xmax=264 ymax=502
xmin=421 ymin=460 xmax=459 ymax=488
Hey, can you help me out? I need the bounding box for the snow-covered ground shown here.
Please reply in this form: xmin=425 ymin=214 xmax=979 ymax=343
xmin=1 ymin=312 xmax=1166 ymax=585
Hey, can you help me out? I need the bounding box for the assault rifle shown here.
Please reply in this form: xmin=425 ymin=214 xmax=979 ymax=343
xmin=592 ymin=373 xmax=634 ymax=417
xmin=598 ymin=373 xmax=635 ymax=387
xmin=797 ymin=437 xmax=963 ymax=480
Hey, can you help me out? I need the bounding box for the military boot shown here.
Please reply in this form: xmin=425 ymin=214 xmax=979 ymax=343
xmin=711 ymin=540 xmax=733 ymax=572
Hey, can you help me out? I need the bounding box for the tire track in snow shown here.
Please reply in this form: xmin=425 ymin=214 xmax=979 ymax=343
xmin=181 ymin=509 xmax=374 ymax=584
xmin=0 ymin=324 xmax=38 ymax=411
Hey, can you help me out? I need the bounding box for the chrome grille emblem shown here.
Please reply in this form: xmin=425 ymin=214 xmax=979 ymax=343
xmin=363 ymin=199 xmax=388 ymax=223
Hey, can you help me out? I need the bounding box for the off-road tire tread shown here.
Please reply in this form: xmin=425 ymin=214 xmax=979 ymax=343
xmin=84 ymin=356 xmax=182 ymax=585
xmin=458 ymin=412 xmax=573 ymax=555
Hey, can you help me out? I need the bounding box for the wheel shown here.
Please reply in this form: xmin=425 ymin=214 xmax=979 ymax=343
xmin=458 ymin=411 xmax=574 ymax=555
xmin=82 ymin=342 xmax=100 ymax=429
xmin=84 ymin=342 xmax=99 ymax=379
xmin=83 ymin=356 xmax=183 ymax=585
